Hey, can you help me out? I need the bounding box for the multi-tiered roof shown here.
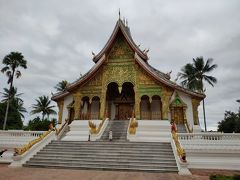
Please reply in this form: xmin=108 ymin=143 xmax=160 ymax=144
xmin=52 ymin=19 xmax=205 ymax=101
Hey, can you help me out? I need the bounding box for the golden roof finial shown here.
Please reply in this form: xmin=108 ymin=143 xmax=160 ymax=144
xmin=118 ymin=8 xmax=121 ymax=19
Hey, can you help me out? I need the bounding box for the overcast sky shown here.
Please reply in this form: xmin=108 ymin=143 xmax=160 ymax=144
xmin=0 ymin=0 xmax=240 ymax=130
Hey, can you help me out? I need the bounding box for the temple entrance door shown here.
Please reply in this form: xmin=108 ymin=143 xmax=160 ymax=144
xmin=106 ymin=82 xmax=135 ymax=120
xmin=173 ymin=107 xmax=184 ymax=124
xmin=118 ymin=104 xmax=133 ymax=120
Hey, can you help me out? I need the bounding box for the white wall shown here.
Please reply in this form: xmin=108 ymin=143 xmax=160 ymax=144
xmin=62 ymin=95 xmax=73 ymax=124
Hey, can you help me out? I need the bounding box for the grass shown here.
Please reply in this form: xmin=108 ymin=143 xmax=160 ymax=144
xmin=210 ymin=175 xmax=240 ymax=180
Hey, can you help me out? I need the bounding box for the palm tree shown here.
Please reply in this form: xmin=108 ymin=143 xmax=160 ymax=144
xmin=12 ymin=99 xmax=27 ymax=118
xmin=1 ymin=87 xmax=23 ymax=103
xmin=178 ymin=63 xmax=201 ymax=91
xmin=178 ymin=57 xmax=217 ymax=131
xmin=1 ymin=52 xmax=27 ymax=130
xmin=1 ymin=87 xmax=27 ymax=118
xmin=55 ymin=80 xmax=68 ymax=92
xmin=31 ymin=96 xmax=57 ymax=120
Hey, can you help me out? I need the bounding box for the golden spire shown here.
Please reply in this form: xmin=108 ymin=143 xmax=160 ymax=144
xmin=119 ymin=8 xmax=121 ymax=19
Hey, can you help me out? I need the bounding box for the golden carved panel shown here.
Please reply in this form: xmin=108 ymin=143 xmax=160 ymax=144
xmin=103 ymin=64 xmax=136 ymax=87
xmin=108 ymin=33 xmax=134 ymax=60
xmin=138 ymin=69 xmax=157 ymax=85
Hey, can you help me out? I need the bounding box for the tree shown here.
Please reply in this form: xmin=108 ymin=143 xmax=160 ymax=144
xmin=24 ymin=116 xmax=57 ymax=131
xmin=55 ymin=80 xmax=68 ymax=92
xmin=1 ymin=87 xmax=23 ymax=103
xmin=0 ymin=102 xmax=23 ymax=129
xmin=1 ymin=52 xmax=27 ymax=130
xmin=178 ymin=57 xmax=217 ymax=131
xmin=218 ymin=111 xmax=240 ymax=133
xmin=1 ymin=87 xmax=27 ymax=118
xmin=12 ymin=99 xmax=27 ymax=118
xmin=31 ymin=95 xmax=57 ymax=120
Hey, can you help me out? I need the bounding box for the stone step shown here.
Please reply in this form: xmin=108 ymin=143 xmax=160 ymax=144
xmin=28 ymin=158 xmax=177 ymax=165
xmin=51 ymin=140 xmax=171 ymax=146
xmin=33 ymin=154 xmax=175 ymax=161
xmin=99 ymin=120 xmax=129 ymax=142
xmin=25 ymin=160 xmax=177 ymax=169
xmin=47 ymin=143 xmax=171 ymax=148
xmin=36 ymin=151 xmax=175 ymax=158
xmin=24 ymin=162 xmax=178 ymax=172
xmin=44 ymin=145 xmax=173 ymax=152
xmin=40 ymin=149 xmax=174 ymax=155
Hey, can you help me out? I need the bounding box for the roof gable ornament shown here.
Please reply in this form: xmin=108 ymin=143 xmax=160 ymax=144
xmin=119 ymin=8 xmax=121 ymax=19
xmin=92 ymin=13 xmax=148 ymax=63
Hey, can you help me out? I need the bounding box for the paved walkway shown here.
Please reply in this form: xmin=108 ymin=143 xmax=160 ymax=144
xmin=0 ymin=164 xmax=208 ymax=180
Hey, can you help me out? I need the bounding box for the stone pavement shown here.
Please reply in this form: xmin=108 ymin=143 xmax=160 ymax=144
xmin=0 ymin=164 xmax=208 ymax=180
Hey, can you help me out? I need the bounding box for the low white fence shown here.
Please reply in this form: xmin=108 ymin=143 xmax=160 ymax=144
xmin=178 ymin=132 xmax=240 ymax=170
xmin=178 ymin=132 xmax=240 ymax=141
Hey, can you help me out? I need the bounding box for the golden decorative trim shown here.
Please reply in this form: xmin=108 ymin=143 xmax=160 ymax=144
xmin=129 ymin=118 xmax=138 ymax=134
xmin=88 ymin=119 xmax=105 ymax=134
xmin=192 ymin=98 xmax=201 ymax=125
xmin=57 ymin=100 xmax=64 ymax=124
xmin=171 ymin=122 xmax=187 ymax=162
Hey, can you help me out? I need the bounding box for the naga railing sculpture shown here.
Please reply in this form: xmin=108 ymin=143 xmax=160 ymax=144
xmin=129 ymin=118 xmax=138 ymax=134
xmin=14 ymin=129 xmax=52 ymax=155
xmin=171 ymin=121 xmax=187 ymax=162
xmin=88 ymin=119 xmax=105 ymax=135
xmin=14 ymin=121 xmax=69 ymax=156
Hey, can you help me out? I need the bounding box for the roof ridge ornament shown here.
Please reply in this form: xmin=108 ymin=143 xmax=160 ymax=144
xmin=118 ymin=8 xmax=121 ymax=20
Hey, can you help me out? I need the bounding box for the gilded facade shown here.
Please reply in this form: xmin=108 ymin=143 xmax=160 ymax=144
xmin=52 ymin=18 xmax=205 ymax=128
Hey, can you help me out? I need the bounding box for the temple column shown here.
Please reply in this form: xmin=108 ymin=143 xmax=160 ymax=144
xmin=89 ymin=98 xmax=92 ymax=120
xmin=100 ymin=88 xmax=107 ymax=120
xmin=57 ymin=100 xmax=64 ymax=124
xmin=73 ymin=93 xmax=82 ymax=120
xmin=149 ymin=97 xmax=152 ymax=120
xmin=192 ymin=98 xmax=201 ymax=125
xmin=134 ymin=87 xmax=140 ymax=119
xmin=183 ymin=107 xmax=187 ymax=123
xmin=162 ymin=89 xmax=172 ymax=120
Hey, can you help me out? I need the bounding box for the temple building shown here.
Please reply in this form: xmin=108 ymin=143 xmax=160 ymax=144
xmin=52 ymin=18 xmax=205 ymax=132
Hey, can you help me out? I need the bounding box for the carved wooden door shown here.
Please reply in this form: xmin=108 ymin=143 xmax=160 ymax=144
xmin=173 ymin=107 xmax=184 ymax=124
xmin=118 ymin=104 xmax=131 ymax=120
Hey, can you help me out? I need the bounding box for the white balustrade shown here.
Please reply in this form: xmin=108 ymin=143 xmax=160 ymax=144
xmin=178 ymin=133 xmax=240 ymax=151
xmin=178 ymin=133 xmax=240 ymax=141
xmin=0 ymin=130 xmax=45 ymax=137
xmin=0 ymin=130 xmax=46 ymax=149
xmin=178 ymin=133 xmax=240 ymax=170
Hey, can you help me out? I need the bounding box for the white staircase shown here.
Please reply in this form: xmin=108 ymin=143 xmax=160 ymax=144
xmin=128 ymin=120 xmax=171 ymax=142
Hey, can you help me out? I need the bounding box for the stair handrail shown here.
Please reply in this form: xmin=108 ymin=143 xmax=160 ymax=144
xmin=56 ymin=119 xmax=69 ymax=140
xmin=184 ymin=120 xmax=193 ymax=133
xmin=171 ymin=121 xmax=186 ymax=162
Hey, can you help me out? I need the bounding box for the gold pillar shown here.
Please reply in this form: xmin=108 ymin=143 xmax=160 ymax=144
xmin=100 ymin=88 xmax=107 ymax=120
xmin=57 ymin=100 xmax=64 ymax=124
xmin=192 ymin=98 xmax=201 ymax=125
xmin=162 ymin=89 xmax=172 ymax=120
xmin=134 ymin=87 xmax=140 ymax=119
xmin=183 ymin=107 xmax=187 ymax=123
xmin=73 ymin=93 xmax=81 ymax=120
